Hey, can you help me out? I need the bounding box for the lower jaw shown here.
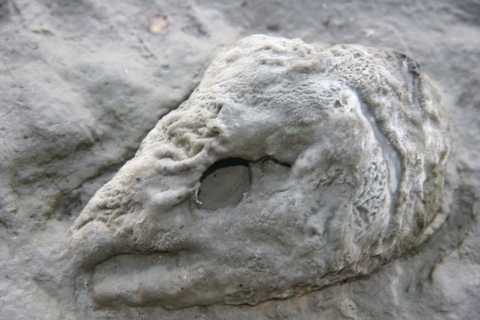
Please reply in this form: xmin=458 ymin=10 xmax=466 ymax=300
xmin=91 ymin=252 xmax=224 ymax=310
xmin=90 ymin=252 xmax=311 ymax=310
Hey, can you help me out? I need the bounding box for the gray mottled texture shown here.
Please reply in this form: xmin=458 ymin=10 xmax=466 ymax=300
xmin=1 ymin=1 xmax=479 ymax=319
xmin=69 ymin=35 xmax=451 ymax=311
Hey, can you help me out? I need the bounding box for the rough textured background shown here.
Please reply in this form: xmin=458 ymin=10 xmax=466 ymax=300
xmin=0 ymin=0 xmax=479 ymax=319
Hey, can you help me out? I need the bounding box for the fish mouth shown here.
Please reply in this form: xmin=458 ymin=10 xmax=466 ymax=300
xmin=92 ymin=252 xmax=211 ymax=309
xmin=91 ymin=251 xmax=250 ymax=310
xmin=89 ymin=243 xmax=292 ymax=310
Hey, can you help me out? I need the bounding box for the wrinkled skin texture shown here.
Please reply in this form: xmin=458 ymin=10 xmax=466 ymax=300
xmin=68 ymin=35 xmax=451 ymax=310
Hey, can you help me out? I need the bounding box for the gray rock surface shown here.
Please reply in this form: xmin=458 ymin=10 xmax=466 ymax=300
xmin=1 ymin=0 xmax=479 ymax=319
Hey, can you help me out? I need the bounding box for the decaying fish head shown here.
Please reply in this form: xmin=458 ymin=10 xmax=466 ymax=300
xmin=68 ymin=35 xmax=451 ymax=310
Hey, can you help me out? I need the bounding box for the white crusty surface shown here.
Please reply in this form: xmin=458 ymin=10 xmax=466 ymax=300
xmin=69 ymin=35 xmax=451 ymax=310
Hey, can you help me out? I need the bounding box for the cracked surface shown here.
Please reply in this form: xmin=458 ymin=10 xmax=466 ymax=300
xmin=68 ymin=35 xmax=451 ymax=310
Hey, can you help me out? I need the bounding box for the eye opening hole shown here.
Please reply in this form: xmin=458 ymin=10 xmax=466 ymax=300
xmin=199 ymin=158 xmax=249 ymax=183
xmin=197 ymin=158 xmax=251 ymax=211
xmin=196 ymin=157 xmax=291 ymax=211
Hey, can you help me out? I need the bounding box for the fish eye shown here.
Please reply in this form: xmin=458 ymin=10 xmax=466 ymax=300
xmin=197 ymin=158 xmax=250 ymax=210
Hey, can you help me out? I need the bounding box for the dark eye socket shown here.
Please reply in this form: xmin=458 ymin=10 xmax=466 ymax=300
xmin=197 ymin=158 xmax=251 ymax=211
